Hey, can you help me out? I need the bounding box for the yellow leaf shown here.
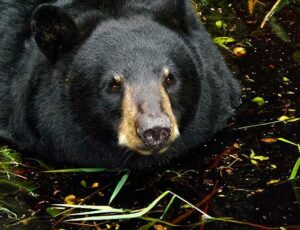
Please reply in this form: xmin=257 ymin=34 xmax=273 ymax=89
xmin=64 ymin=194 xmax=76 ymax=205
xmin=248 ymin=0 xmax=258 ymax=15
xmin=251 ymin=159 xmax=258 ymax=165
xmin=278 ymin=115 xmax=290 ymax=121
xmin=267 ymin=179 xmax=280 ymax=185
xmin=271 ymin=164 xmax=277 ymax=169
xmin=252 ymin=155 xmax=269 ymax=161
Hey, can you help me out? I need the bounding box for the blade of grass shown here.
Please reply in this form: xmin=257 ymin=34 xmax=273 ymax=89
xmin=277 ymin=138 xmax=299 ymax=146
xmin=260 ymin=0 xmax=289 ymax=28
xmin=277 ymin=138 xmax=300 ymax=179
xmin=289 ymin=157 xmax=300 ymax=180
xmin=53 ymin=204 xmax=123 ymax=210
xmin=44 ymin=168 xmax=107 ymax=173
xmin=160 ymin=195 xmax=176 ymax=219
xmin=64 ymin=190 xmax=171 ymax=222
xmin=109 ymin=171 xmax=130 ymax=204
xmin=237 ymin=117 xmax=300 ymax=130
xmin=0 ymin=179 xmax=38 ymax=197
xmin=0 ymin=206 xmax=17 ymax=219
xmin=68 ymin=209 xmax=126 ymax=216
xmin=62 ymin=190 xmax=212 ymax=222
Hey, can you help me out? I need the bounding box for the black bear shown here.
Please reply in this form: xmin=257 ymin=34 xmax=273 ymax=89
xmin=0 ymin=0 xmax=240 ymax=169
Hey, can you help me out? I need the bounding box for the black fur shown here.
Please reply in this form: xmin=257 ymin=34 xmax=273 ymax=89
xmin=0 ymin=0 xmax=240 ymax=169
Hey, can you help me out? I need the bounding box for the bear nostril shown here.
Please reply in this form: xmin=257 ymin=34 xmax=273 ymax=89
xmin=141 ymin=127 xmax=171 ymax=149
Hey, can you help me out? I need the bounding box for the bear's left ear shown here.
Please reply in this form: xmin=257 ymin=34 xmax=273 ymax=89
xmin=31 ymin=4 xmax=80 ymax=61
xmin=151 ymin=0 xmax=198 ymax=34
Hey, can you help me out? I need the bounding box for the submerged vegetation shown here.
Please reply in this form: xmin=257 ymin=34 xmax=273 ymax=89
xmin=0 ymin=0 xmax=300 ymax=229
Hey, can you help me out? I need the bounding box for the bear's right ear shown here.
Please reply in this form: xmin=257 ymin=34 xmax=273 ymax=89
xmin=31 ymin=4 xmax=80 ymax=61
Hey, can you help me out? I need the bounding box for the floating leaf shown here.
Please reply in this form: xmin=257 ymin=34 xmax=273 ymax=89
xmin=252 ymin=155 xmax=269 ymax=161
xmin=278 ymin=115 xmax=290 ymax=121
xmin=213 ymin=37 xmax=235 ymax=51
xmin=64 ymin=195 xmax=76 ymax=205
xmin=260 ymin=138 xmax=277 ymax=143
xmin=92 ymin=182 xmax=100 ymax=188
xmin=233 ymin=47 xmax=247 ymax=57
xmin=251 ymin=97 xmax=265 ymax=106
xmin=251 ymin=159 xmax=258 ymax=165
xmin=271 ymin=164 xmax=277 ymax=169
xmin=80 ymin=180 xmax=87 ymax=188
xmin=215 ymin=20 xmax=223 ymax=29
xmin=267 ymin=179 xmax=280 ymax=185
xmin=282 ymin=77 xmax=290 ymax=82
xmin=245 ymin=149 xmax=269 ymax=166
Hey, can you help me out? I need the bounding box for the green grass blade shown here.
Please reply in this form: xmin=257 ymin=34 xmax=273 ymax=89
xmin=109 ymin=171 xmax=130 ymax=204
xmin=277 ymin=138 xmax=298 ymax=146
xmin=65 ymin=190 xmax=171 ymax=222
xmin=0 ymin=206 xmax=17 ymax=219
xmin=289 ymin=157 xmax=300 ymax=180
xmin=53 ymin=204 xmax=121 ymax=210
xmin=0 ymin=179 xmax=38 ymax=197
xmin=160 ymin=195 xmax=176 ymax=219
xmin=44 ymin=168 xmax=107 ymax=173
xmin=69 ymin=209 xmax=126 ymax=216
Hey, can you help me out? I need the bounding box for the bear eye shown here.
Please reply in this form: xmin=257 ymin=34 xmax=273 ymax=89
xmin=164 ymin=73 xmax=176 ymax=87
xmin=108 ymin=78 xmax=123 ymax=93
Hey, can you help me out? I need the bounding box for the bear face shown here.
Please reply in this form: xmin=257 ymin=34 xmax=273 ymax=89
xmin=68 ymin=16 xmax=201 ymax=156
xmin=0 ymin=0 xmax=240 ymax=169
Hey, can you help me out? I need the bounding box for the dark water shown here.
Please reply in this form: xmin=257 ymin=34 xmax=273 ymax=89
xmin=1 ymin=1 xmax=300 ymax=229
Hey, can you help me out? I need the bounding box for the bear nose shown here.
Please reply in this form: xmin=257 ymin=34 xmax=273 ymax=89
xmin=136 ymin=115 xmax=171 ymax=150
xmin=140 ymin=127 xmax=171 ymax=149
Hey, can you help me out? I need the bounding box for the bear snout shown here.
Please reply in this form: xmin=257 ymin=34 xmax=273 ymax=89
xmin=136 ymin=114 xmax=171 ymax=150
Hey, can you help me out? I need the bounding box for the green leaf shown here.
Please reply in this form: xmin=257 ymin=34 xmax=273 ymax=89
xmin=250 ymin=149 xmax=256 ymax=158
xmin=252 ymin=156 xmax=269 ymax=161
xmin=282 ymin=77 xmax=290 ymax=82
xmin=269 ymin=17 xmax=291 ymax=43
xmin=251 ymin=97 xmax=265 ymax=106
xmin=251 ymin=159 xmax=258 ymax=165
xmin=215 ymin=20 xmax=223 ymax=29
xmin=213 ymin=37 xmax=235 ymax=51
xmin=275 ymin=0 xmax=290 ymax=13
xmin=109 ymin=171 xmax=130 ymax=204
xmin=80 ymin=180 xmax=87 ymax=188
xmin=46 ymin=207 xmax=63 ymax=217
